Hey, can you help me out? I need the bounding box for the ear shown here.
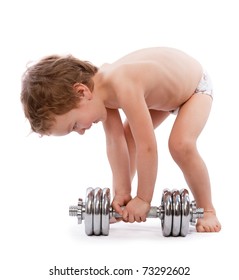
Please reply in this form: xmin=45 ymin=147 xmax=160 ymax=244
xmin=73 ymin=83 xmax=93 ymax=100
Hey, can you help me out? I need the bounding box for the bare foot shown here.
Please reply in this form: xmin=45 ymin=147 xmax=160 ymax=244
xmin=196 ymin=210 xmax=221 ymax=232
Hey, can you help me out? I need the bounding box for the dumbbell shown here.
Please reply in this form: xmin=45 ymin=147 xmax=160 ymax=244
xmin=69 ymin=187 xmax=203 ymax=237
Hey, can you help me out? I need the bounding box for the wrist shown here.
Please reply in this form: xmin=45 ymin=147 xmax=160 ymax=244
xmin=137 ymin=187 xmax=153 ymax=204
xmin=135 ymin=195 xmax=151 ymax=205
xmin=114 ymin=192 xmax=131 ymax=199
xmin=113 ymin=182 xmax=131 ymax=196
xmin=114 ymin=187 xmax=131 ymax=197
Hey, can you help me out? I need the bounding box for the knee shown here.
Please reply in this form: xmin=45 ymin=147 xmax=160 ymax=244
xmin=168 ymin=136 xmax=197 ymax=163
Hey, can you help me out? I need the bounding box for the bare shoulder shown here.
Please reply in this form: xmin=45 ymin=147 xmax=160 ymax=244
xmin=101 ymin=59 xmax=159 ymax=87
xmin=100 ymin=62 xmax=145 ymax=94
xmin=106 ymin=63 xmax=147 ymax=106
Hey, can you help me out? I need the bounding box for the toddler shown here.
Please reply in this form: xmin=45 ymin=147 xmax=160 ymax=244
xmin=21 ymin=47 xmax=221 ymax=232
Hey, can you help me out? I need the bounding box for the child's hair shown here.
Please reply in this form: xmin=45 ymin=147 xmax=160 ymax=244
xmin=21 ymin=55 xmax=98 ymax=135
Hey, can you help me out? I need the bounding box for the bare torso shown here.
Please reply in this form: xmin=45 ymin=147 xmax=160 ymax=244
xmin=97 ymin=47 xmax=203 ymax=112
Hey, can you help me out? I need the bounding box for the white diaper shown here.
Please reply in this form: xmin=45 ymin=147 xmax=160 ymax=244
xmin=171 ymin=70 xmax=213 ymax=115
xmin=195 ymin=70 xmax=213 ymax=98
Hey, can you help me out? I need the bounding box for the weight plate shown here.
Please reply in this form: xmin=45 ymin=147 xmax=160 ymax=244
xmin=93 ymin=188 xmax=102 ymax=235
xmin=161 ymin=189 xmax=173 ymax=237
xmin=172 ymin=189 xmax=181 ymax=236
xmin=101 ymin=188 xmax=110 ymax=235
xmin=180 ymin=189 xmax=190 ymax=237
xmin=85 ymin=187 xmax=94 ymax=235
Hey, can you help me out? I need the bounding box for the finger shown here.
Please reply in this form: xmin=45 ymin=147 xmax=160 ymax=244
xmin=122 ymin=209 xmax=129 ymax=222
xmin=110 ymin=217 xmax=122 ymax=223
xmin=135 ymin=216 xmax=141 ymax=223
xmin=109 ymin=217 xmax=117 ymax=224
xmin=112 ymin=203 xmax=123 ymax=215
xmin=128 ymin=214 xmax=135 ymax=223
xmin=141 ymin=215 xmax=147 ymax=222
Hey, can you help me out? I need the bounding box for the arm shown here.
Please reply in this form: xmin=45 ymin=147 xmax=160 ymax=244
xmin=119 ymin=87 xmax=158 ymax=222
xmin=103 ymin=109 xmax=132 ymax=213
xmin=123 ymin=96 xmax=157 ymax=203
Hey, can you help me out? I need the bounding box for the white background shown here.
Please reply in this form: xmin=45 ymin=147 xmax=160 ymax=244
xmin=1 ymin=0 xmax=238 ymax=279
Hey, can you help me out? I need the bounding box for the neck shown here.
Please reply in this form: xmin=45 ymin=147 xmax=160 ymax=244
xmin=93 ymin=66 xmax=119 ymax=109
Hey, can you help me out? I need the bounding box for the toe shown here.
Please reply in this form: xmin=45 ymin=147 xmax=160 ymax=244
xmin=204 ymin=225 xmax=211 ymax=232
xmin=196 ymin=224 xmax=206 ymax=232
xmin=214 ymin=224 xmax=221 ymax=232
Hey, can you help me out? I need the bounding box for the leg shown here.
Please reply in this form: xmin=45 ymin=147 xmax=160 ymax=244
xmin=124 ymin=110 xmax=170 ymax=180
xmin=168 ymin=94 xmax=221 ymax=232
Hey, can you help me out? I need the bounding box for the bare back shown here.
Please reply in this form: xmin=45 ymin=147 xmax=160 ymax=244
xmin=98 ymin=47 xmax=203 ymax=112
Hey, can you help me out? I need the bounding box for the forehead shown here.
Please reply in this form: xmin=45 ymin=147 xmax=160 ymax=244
xmin=50 ymin=110 xmax=74 ymax=136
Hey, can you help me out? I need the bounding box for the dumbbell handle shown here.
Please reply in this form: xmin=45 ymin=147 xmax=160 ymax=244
xmin=69 ymin=204 xmax=162 ymax=221
xmin=69 ymin=202 xmax=204 ymax=221
xmin=112 ymin=206 xmax=161 ymax=219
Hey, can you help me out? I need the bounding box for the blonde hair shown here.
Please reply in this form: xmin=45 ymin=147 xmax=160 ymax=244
xmin=21 ymin=55 xmax=98 ymax=134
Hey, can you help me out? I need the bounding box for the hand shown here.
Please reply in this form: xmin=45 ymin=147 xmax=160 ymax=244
xmin=122 ymin=196 xmax=150 ymax=223
xmin=111 ymin=193 xmax=132 ymax=223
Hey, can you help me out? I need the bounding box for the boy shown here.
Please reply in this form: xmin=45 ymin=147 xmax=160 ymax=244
xmin=21 ymin=47 xmax=221 ymax=232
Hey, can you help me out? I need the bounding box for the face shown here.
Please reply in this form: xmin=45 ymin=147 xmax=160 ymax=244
xmin=49 ymin=86 xmax=107 ymax=136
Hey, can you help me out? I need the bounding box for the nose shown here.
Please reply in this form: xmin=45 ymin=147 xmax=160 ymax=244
xmin=79 ymin=129 xmax=86 ymax=135
xmin=75 ymin=125 xmax=92 ymax=135
xmin=73 ymin=127 xmax=85 ymax=135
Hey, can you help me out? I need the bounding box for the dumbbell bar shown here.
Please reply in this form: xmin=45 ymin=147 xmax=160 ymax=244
xmin=69 ymin=187 xmax=203 ymax=237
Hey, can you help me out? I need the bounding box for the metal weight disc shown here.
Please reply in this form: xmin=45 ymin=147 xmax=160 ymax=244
xmin=172 ymin=189 xmax=182 ymax=236
xmin=93 ymin=188 xmax=102 ymax=235
xmin=180 ymin=189 xmax=190 ymax=237
xmin=85 ymin=188 xmax=94 ymax=235
xmin=101 ymin=188 xmax=110 ymax=235
xmin=161 ymin=189 xmax=173 ymax=237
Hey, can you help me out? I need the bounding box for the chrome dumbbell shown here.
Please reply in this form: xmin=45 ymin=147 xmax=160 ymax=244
xmin=69 ymin=187 xmax=204 ymax=237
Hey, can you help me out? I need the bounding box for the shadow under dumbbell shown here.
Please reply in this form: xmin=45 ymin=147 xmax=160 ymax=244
xmin=111 ymin=223 xmax=162 ymax=238
xmin=109 ymin=221 xmax=197 ymax=239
